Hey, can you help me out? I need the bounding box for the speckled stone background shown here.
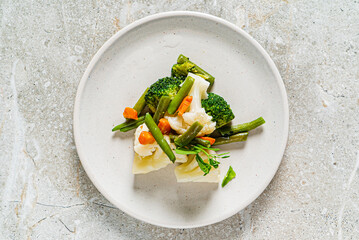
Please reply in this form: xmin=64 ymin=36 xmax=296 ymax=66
xmin=1 ymin=0 xmax=358 ymax=239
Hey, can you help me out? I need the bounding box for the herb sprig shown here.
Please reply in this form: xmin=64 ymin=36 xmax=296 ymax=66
xmin=175 ymin=144 xmax=230 ymax=175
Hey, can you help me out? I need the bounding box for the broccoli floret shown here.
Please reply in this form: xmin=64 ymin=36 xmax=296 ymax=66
xmin=201 ymin=93 xmax=235 ymax=128
xmin=145 ymin=77 xmax=184 ymax=112
xmin=171 ymin=54 xmax=215 ymax=87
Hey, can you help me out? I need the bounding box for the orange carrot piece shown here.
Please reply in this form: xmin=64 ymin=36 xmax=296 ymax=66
xmin=177 ymin=96 xmax=193 ymax=116
xmin=138 ymin=131 xmax=155 ymax=144
xmin=158 ymin=118 xmax=171 ymax=135
xmin=123 ymin=107 xmax=138 ymax=120
xmin=199 ymin=136 xmax=216 ymax=145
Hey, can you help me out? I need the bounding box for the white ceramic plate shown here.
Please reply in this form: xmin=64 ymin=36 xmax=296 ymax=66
xmin=74 ymin=11 xmax=288 ymax=228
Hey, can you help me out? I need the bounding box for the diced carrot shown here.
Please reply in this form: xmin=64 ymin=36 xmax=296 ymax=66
xmin=123 ymin=107 xmax=138 ymax=120
xmin=138 ymin=131 xmax=155 ymax=144
xmin=158 ymin=118 xmax=171 ymax=135
xmin=199 ymin=136 xmax=216 ymax=145
xmin=177 ymin=96 xmax=193 ymax=116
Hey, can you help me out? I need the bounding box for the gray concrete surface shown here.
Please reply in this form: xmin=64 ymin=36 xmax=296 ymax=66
xmin=0 ymin=0 xmax=358 ymax=239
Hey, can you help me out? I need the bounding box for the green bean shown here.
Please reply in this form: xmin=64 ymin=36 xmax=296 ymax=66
xmin=119 ymin=118 xmax=145 ymax=132
xmin=213 ymin=132 xmax=248 ymax=146
xmin=114 ymin=88 xmax=148 ymax=131
xmin=112 ymin=116 xmax=145 ymax=132
xmin=144 ymin=113 xmax=176 ymax=162
xmin=218 ymin=117 xmax=265 ymax=137
xmin=153 ymin=96 xmax=171 ymax=124
xmin=167 ymin=76 xmax=195 ymax=114
xmin=191 ymin=138 xmax=211 ymax=148
xmin=174 ymin=122 xmax=203 ymax=147
xmin=133 ymin=87 xmax=149 ymax=114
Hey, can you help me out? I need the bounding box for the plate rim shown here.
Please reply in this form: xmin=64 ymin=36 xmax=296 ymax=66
xmin=73 ymin=11 xmax=289 ymax=228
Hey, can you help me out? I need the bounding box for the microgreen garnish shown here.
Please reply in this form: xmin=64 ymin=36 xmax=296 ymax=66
xmin=195 ymin=154 xmax=211 ymax=176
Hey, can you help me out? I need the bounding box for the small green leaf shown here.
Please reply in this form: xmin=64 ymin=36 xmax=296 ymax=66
xmin=222 ymin=166 xmax=236 ymax=187
xmin=195 ymin=154 xmax=211 ymax=176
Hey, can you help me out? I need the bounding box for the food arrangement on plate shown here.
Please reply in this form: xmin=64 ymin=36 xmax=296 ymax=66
xmin=112 ymin=54 xmax=265 ymax=187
